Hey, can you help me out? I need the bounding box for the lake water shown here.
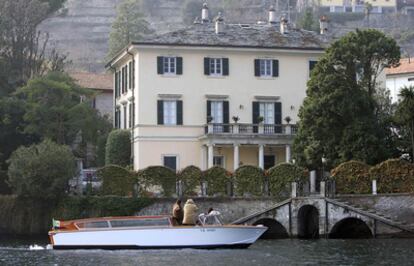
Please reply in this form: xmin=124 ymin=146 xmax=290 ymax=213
xmin=1 ymin=237 xmax=414 ymax=266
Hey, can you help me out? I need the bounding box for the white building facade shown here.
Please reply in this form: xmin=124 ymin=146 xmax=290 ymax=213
xmin=107 ymin=6 xmax=328 ymax=172
xmin=386 ymin=58 xmax=414 ymax=103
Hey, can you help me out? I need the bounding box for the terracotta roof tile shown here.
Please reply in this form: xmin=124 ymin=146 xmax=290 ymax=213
xmin=69 ymin=72 xmax=113 ymax=91
xmin=386 ymin=58 xmax=414 ymax=75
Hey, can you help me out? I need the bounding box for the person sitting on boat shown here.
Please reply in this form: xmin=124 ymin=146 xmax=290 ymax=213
xmin=182 ymin=199 xmax=198 ymax=226
xmin=172 ymin=199 xmax=184 ymax=225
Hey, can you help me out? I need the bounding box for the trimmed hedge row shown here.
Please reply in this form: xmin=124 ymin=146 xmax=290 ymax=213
xmin=331 ymin=159 xmax=414 ymax=194
xmin=97 ymin=165 xmax=135 ymax=197
xmin=267 ymin=163 xmax=308 ymax=196
xmin=330 ymin=161 xmax=371 ymax=194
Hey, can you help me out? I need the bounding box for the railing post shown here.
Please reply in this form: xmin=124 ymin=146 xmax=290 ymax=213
xmin=207 ymin=123 xmax=213 ymax=133
xmin=258 ymin=123 xmax=264 ymax=134
xmin=285 ymin=124 xmax=292 ymax=135
xmin=291 ymin=182 xmax=297 ymax=198
xmin=372 ymin=179 xmax=377 ymax=195
xmin=310 ymin=170 xmax=316 ymax=194
xmin=176 ymin=180 xmax=183 ymax=198
xmin=201 ymin=181 xmax=208 ymax=197
xmin=233 ymin=124 xmax=239 ymax=134
xmin=320 ymin=181 xmax=326 ymax=197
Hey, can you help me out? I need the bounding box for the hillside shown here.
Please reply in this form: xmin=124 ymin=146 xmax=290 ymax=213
xmin=38 ymin=0 xmax=414 ymax=73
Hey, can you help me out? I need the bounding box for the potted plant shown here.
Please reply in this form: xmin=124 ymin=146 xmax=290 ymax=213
xmin=284 ymin=116 xmax=291 ymax=124
xmin=257 ymin=116 xmax=264 ymax=124
xmin=207 ymin=116 xmax=213 ymax=123
xmin=232 ymin=116 xmax=240 ymax=123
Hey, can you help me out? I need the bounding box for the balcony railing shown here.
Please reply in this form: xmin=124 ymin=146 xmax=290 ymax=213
xmin=204 ymin=123 xmax=297 ymax=135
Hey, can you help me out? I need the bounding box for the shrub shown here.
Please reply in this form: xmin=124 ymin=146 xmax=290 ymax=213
xmin=97 ymin=165 xmax=135 ymax=196
xmin=233 ymin=165 xmax=264 ymax=196
xmin=267 ymin=163 xmax=308 ymax=196
xmin=330 ymin=160 xmax=371 ymax=194
xmin=138 ymin=166 xmax=177 ymax=197
xmin=105 ymin=130 xmax=131 ymax=167
xmin=7 ymin=139 xmax=76 ymax=200
xmin=177 ymin=166 xmax=202 ymax=196
xmin=369 ymin=159 xmax=414 ymax=193
xmin=202 ymin=166 xmax=231 ymax=196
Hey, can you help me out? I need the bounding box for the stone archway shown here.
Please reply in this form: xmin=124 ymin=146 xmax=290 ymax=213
xmin=253 ymin=218 xmax=289 ymax=239
xmin=329 ymin=217 xmax=373 ymax=239
xmin=297 ymin=205 xmax=319 ymax=239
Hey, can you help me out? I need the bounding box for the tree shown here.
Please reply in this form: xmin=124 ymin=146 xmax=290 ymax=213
xmin=297 ymin=8 xmax=319 ymax=32
xmin=7 ymin=139 xmax=76 ymax=200
xmin=395 ymin=86 xmax=414 ymax=160
xmin=107 ymin=0 xmax=153 ymax=59
xmin=16 ymin=72 xmax=111 ymax=146
xmin=105 ymin=130 xmax=131 ymax=167
xmin=293 ymin=29 xmax=400 ymax=169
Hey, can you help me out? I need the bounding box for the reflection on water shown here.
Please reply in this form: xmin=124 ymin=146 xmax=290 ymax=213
xmin=1 ymin=237 xmax=414 ymax=266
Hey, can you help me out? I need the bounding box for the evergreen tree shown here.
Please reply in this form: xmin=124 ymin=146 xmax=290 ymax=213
xmin=293 ymin=29 xmax=400 ymax=169
xmin=107 ymin=0 xmax=153 ymax=59
xmin=395 ymin=86 xmax=414 ymax=160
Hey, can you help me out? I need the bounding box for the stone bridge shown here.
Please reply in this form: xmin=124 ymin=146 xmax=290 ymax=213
xmin=137 ymin=194 xmax=414 ymax=239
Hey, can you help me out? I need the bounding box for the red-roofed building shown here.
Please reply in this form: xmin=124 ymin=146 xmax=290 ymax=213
xmin=386 ymin=58 xmax=414 ymax=102
xmin=69 ymin=72 xmax=113 ymax=120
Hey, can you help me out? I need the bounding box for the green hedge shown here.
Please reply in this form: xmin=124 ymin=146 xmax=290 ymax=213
xmin=178 ymin=165 xmax=201 ymax=196
xmin=267 ymin=163 xmax=308 ymax=196
xmin=105 ymin=130 xmax=131 ymax=167
xmin=369 ymin=159 xmax=414 ymax=193
xmin=138 ymin=166 xmax=177 ymax=197
xmin=233 ymin=165 xmax=264 ymax=196
xmin=330 ymin=160 xmax=371 ymax=194
xmin=202 ymin=166 xmax=231 ymax=196
xmin=97 ymin=165 xmax=135 ymax=196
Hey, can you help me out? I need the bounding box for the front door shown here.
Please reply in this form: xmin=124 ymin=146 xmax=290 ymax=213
xmin=264 ymin=155 xmax=275 ymax=170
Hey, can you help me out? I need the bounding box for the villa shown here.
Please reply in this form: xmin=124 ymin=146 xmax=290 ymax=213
xmin=106 ymin=4 xmax=329 ymax=172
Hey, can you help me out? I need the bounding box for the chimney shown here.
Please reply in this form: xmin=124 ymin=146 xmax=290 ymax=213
xmin=215 ymin=12 xmax=224 ymax=34
xmin=280 ymin=16 xmax=289 ymax=34
xmin=269 ymin=6 xmax=277 ymax=24
xmin=319 ymin=16 xmax=328 ymax=35
xmin=202 ymin=2 xmax=209 ymax=23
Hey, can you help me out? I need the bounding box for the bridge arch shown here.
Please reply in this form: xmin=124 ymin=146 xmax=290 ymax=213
xmin=329 ymin=217 xmax=373 ymax=239
xmin=253 ymin=218 xmax=289 ymax=239
xmin=297 ymin=205 xmax=319 ymax=239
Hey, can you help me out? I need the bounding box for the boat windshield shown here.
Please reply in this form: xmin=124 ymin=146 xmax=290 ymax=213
xmin=110 ymin=218 xmax=170 ymax=228
xmin=198 ymin=211 xmax=223 ymax=226
xmin=76 ymin=221 xmax=110 ymax=229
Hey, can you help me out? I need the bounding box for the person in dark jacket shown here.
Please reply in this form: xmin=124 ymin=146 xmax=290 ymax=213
xmin=172 ymin=199 xmax=184 ymax=225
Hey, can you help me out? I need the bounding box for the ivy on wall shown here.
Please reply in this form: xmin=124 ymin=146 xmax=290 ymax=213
xmin=233 ymin=165 xmax=264 ymax=196
xmin=138 ymin=166 xmax=177 ymax=197
xmin=330 ymin=160 xmax=371 ymax=194
xmin=97 ymin=165 xmax=135 ymax=197
xmin=369 ymin=159 xmax=414 ymax=193
xmin=202 ymin=166 xmax=231 ymax=196
xmin=267 ymin=163 xmax=308 ymax=196
xmin=177 ymin=165 xmax=202 ymax=196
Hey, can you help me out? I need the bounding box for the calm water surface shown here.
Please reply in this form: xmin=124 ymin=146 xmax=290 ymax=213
xmin=1 ymin=237 xmax=414 ymax=266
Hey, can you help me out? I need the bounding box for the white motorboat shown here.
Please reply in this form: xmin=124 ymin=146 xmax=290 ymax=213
xmin=49 ymin=213 xmax=267 ymax=250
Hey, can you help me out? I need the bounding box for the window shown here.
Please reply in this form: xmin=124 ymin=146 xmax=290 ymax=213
xmin=210 ymin=58 xmax=223 ymax=75
xmin=260 ymin=103 xmax=275 ymax=124
xmin=158 ymin=100 xmax=183 ymax=125
xmin=110 ymin=218 xmax=170 ymax=228
xmin=213 ymin=156 xmax=225 ymax=167
xmin=163 ymin=101 xmax=177 ymax=125
xmin=123 ymin=105 xmax=127 ymax=129
xmin=211 ymin=101 xmax=223 ymax=123
xmin=260 ymin=59 xmax=272 ymax=77
xmin=408 ymin=77 xmax=414 ymax=82
xmin=163 ymin=57 xmax=176 ymax=74
xmin=163 ymin=156 xmax=177 ymax=171
xmin=205 ymin=57 xmax=229 ymax=76
xmin=254 ymin=59 xmax=278 ymax=77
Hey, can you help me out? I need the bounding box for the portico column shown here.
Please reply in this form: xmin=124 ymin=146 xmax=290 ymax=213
xmin=207 ymin=144 xmax=214 ymax=169
xmin=258 ymin=144 xmax=264 ymax=169
xmin=233 ymin=144 xmax=240 ymax=171
xmin=285 ymin=145 xmax=291 ymax=163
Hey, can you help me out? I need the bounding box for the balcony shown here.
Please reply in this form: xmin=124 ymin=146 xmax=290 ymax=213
xmin=204 ymin=123 xmax=297 ymax=136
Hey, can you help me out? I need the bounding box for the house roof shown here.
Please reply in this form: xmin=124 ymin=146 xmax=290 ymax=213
xmin=386 ymin=58 xmax=414 ymax=75
xmin=69 ymin=72 xmax=113 ymax=92
xmin=131 ymin=23 xmax=329 ymax=51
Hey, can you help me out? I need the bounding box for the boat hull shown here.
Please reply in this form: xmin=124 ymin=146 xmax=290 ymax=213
xmin=51 ymin=226 xmax=266 ymax=250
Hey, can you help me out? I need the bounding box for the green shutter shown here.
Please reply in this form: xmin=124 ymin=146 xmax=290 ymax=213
xmin=204 ymin=57 xmax=210 ymax=75
xmin=272 ymin=60 xmax=279 ymax=77
xmin=254 ymin=59 xmax=260 ymax=77
xmin=157 ymin=56 xmax=164 ymax=74
xmin=176 ymin=57 xmax=183 ymax=75
xmin=223 ymin=58 xmax=229 ymax=76
xmin=157 ymin=100 xmax=164 ymax=125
